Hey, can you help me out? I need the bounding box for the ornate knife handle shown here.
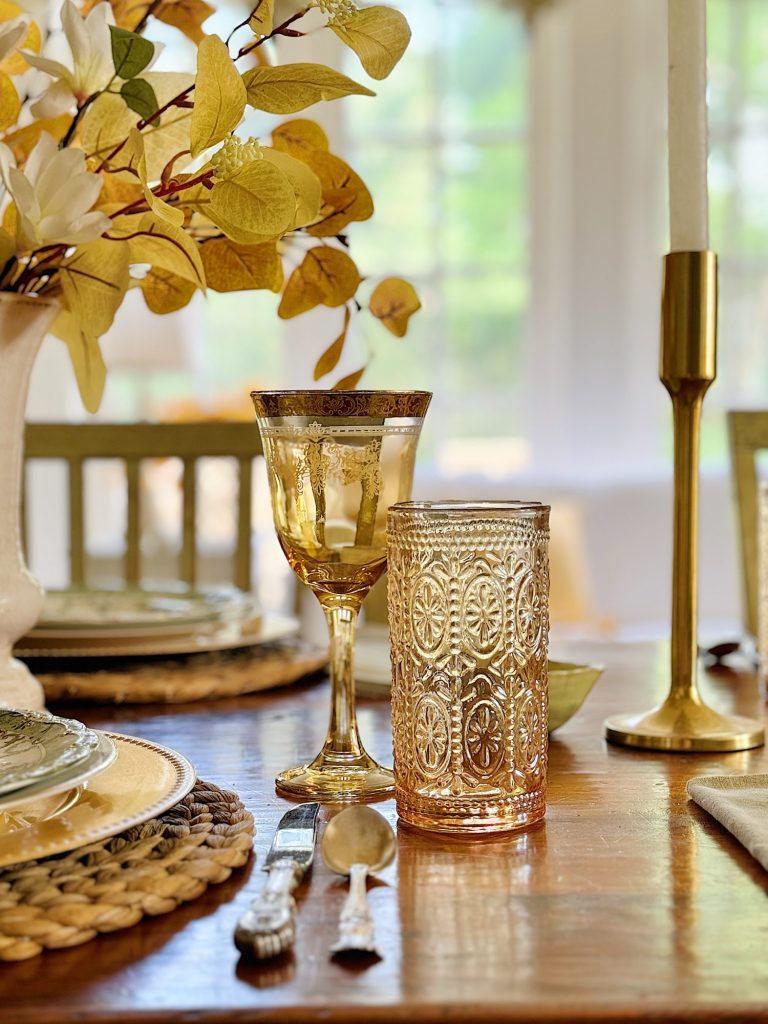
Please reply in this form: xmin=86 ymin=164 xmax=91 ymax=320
xmin=234 ymin=860 xmax=300 ymax=960
xmin=331 ymin=862 xmax=380 ymax=957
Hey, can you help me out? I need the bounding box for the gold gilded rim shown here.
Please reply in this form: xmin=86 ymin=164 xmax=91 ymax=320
xmin=0 ymin=734 xmax=196 ymax=869
xmin=389 ymin=500 xmax=550 ymax=523
xmin=251 ymin=389 xmax=432 ymax=419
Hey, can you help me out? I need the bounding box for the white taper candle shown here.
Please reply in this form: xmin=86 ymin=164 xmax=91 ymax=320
xmin=668 ymin=0 xmax=709 ymax=251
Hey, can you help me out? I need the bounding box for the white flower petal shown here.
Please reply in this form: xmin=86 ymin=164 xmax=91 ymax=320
xmin=0 ymin=20 xmax=28 ymax=63
xmin=0 ymin=142 xmax=16 ymax=193
xmin=67 ymin=1 xmax=114 ymax=96
xmin=30 ymin=79 xmax=76 ymax=118
xmin=40 ymin=170 xmax=103 ymax=222
xmin=33 ymin=144 xmax=84 ymax=201
xmin=9 ymin=166 xmax=39 ymax=221
xmin=23 ymin=51 xmax=73 ymax=83
xmin=61 ymin=0 xmax=90 ymax=67
xmin=24 ymin=131 xmax=57 ymax=186
xmin=41 ymin=209 xmax=109 ymax=244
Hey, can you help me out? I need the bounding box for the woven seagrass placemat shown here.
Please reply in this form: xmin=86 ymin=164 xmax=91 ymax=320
xmin=34 ymin=639 xmax=328 ymax=704
xmin=0 ymin=780 xmax=254 ymax=960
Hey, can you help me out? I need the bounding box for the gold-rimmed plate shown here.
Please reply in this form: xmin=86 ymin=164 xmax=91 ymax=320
xmin=0 ymin=734 xmax=196 ymax=870
xmin=26 ymin=587 xmax=262 ymax=641
xmin=15 ymin=613 xmax=296 ymax=660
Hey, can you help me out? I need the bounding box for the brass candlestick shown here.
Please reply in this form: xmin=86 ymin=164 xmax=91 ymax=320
xmin=605 ymin=251 xmax=765 ymax=752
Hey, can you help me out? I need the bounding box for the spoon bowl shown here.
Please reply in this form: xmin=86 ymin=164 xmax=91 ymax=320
xmin=322 ymin=805 xmax=396 ymax=876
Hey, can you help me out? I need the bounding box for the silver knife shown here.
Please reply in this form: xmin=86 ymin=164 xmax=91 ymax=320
xmin=234 ymin=802 xmax=320 ymax=960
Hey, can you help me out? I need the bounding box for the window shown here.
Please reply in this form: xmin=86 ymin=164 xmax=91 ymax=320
xmin=81 ymin=0 xmax=534 ymax=482
xmin=343 ymin=0 xmax=531 ymax=474
xmin=705 ymin=0 xmax=768 ymax=462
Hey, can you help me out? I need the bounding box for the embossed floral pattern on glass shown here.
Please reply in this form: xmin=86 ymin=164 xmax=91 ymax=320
xmin=388 ymin=501 xmax=550 ymax=835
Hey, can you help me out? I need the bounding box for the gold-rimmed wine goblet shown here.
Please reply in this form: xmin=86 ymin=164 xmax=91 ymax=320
xmin=251 ymin=390 xmax=432 ymax=802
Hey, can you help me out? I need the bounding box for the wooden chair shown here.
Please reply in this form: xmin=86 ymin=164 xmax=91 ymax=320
xmin=727 ymin=410 xmax=768 ymax=637
xmin=23 ymin=422 xmax=262 ymax=592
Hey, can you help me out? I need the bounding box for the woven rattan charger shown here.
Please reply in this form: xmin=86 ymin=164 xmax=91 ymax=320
xmin=29 ymin=638 xmax=328 ymax=704
xmin=0 ymin=779 xmax=254 ymax=960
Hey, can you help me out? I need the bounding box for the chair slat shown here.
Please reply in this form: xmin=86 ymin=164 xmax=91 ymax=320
xmin=23 ymin=423 xmax=263 ymax=593
xmin=181 ymin=458 xmax=196 ymax=586
xmin=236 ymin=457 xmax=252 ymax=592
xmin=68 ymin=459 xmax=85 ymax=586
xmin=125 ymin=459 xmax=141 ymax=584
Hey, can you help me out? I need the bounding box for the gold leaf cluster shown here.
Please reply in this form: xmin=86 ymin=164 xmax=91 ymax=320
xmin=0 ymin=0 xmax=420 ymax=407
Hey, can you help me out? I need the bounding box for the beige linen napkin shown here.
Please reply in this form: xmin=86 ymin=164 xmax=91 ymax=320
xmin=687 ymin=774 xmax=768 ymax=870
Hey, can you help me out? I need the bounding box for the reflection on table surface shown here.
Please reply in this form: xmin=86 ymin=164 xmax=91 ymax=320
xmin=1 ymin=640 xmax=768 ymax=1022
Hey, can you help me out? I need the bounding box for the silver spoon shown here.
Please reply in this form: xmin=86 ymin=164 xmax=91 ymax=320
xmin=321 ymin=805 xmax=396 ymax=958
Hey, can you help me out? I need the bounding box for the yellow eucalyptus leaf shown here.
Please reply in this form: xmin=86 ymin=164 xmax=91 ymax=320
xmin=205 ymin=159 xmax=295 ymax=243
xmin=278 ymin=264 xmax=323 ymax=319
xmin=272 ymin=118 xmax=329 ymax=157
xmin=369 ymin=276 xmax=420 ymax=337
xmin=140 ymin=266 xmax=197 ymax=313
xmin=81 ymin=73 xmax=194 ymax=181
xmin=58 ymin=238 xmax=130 ymax=337
xmin=52 ymin=310 xmax=107 ymax=414
xmin=200 ymin=237 xmax=283 ymax=293
xmin=0 ymin=0 xmax=22 ymax=19
xmin=97 ymin=173 xmax=143 ymax=209
xmin=242 ymin=63 xmax=374 ymax=115
xmin=0 ymin=71 xmax=20 ymax=133
xmin=104 ymin=0 xmax=145 ymax=29
xmin=261 ymin=147 xmax=321 ymax=229
xmin=2 ymin=115 xmax=70 ymax=160
xmin=331 ymin=6 xmax=411 ymax=81
xmin=156 ymin=0 xmax=214 ymax=43
xmin=333 ymin=366 xmax=366 ymax=390
xmin=190 ymin=35 xmax=246 ymax=158
xmin=304 ymin=151 xmax=373 ymax=236
xmin=54 ymin=240 xmax=131 ymax=413
xmin=126 ymin=212 xmax=206 ymax=287
xmin=303 ymin=245 xmax=361 ymax=307
xmin=314 ymin=306 xmax=350 ymax=380
xmin=248 ymin=0 xmax=273 ymax=34
xmin=122 ymin=127 xmax=185 ymax=227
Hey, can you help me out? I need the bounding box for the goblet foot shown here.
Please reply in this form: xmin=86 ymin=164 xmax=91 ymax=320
xmin=275 ymin=752 xmax=394 ymax=803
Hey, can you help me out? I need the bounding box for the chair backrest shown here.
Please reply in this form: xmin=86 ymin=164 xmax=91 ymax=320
xmin=23 ymin=422 xmax=262 ymax=592
xmin=727 ymin=410 xmax=768 ymax=636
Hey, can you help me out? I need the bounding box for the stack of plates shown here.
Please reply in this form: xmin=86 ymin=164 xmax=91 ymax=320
xmin=0 ymin=709 xmax=195 ymax=869
xmin=14 ymin=586 xmax=296 ymax=660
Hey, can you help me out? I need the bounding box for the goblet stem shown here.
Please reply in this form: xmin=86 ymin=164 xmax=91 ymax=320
xmin=271 ymin=593 xmax=395 ymax=800
xmin=319 ymin=601 xmax=365 ymax=761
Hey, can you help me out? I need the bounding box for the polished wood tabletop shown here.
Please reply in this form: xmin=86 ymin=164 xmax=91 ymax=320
xmin=4 ymin=640 xmax=768 ymax=1024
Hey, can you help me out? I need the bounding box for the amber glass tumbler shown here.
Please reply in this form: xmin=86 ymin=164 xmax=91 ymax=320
xmin=387 ymin=501 xmax=550 ymax=834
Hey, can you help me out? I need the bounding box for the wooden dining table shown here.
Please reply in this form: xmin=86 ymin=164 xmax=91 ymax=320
xmin=3 ymin=639 xmax=768 ymax=1024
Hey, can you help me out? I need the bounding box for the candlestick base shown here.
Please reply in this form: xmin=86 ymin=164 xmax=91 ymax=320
xmin=605 ymin=693 xmax=764 ymax=752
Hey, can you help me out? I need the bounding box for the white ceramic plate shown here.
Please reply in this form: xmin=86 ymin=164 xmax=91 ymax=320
xmin=31 ymin=587 xmax=260 ymax=639
xmin=16 ymin=614 xmax=297 ymax=660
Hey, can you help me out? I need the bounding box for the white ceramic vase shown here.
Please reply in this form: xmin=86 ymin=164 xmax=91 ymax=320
xmin=0 ymin=294 xmax=59 ymax=710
